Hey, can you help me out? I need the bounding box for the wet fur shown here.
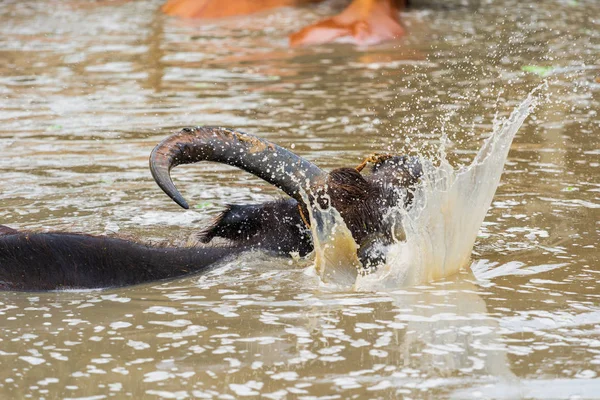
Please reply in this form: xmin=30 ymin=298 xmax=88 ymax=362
xmin=0 ymin=228 xmax=245 ymax=291
xmin=198 ymin=199 xmax=313 ymax=256
xmin=0 ymin=200 xmax=313 ymax=291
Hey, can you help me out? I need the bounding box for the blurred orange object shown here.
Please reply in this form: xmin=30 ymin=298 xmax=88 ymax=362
xmin=161 ymin=0 xmax=313 ymax=18
xmin=162 ymin=0 xmax=406 ymax=46
xmin=290 ymin=0 xmax=405 ymax=46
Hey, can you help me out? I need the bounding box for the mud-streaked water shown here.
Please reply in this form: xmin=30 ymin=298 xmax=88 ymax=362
xmin=0 ymin=0 xmax=599 ymax=398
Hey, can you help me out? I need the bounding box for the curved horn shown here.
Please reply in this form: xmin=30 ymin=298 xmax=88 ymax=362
xmin=150 ymin=126 xmax=327 ymax=209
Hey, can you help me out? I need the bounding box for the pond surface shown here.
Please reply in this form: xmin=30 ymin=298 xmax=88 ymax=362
xmin=0 ymin=0 xmax=599 ymax=398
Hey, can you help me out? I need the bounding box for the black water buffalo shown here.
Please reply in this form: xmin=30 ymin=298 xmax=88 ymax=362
xmin=0 ymin=126 xmax=421 ymax=291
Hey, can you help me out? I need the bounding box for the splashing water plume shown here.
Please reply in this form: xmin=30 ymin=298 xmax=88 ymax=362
xmin=309 ymin=86 xmax=545 ymax=290
xmin=305 ymin=196 xmax=361 ymax=288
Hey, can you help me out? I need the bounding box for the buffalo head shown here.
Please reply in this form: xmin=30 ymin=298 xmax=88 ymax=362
xmin=150 ymin=126 xmax=421 ymax=270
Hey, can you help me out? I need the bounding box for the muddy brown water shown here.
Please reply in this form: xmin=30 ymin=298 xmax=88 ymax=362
xmin=0 ymin=0 xmax=599 ymax=398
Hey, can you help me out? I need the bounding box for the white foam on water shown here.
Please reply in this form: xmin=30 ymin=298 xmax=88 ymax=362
xmin=309 ymin=86 xmax=545 ymax=290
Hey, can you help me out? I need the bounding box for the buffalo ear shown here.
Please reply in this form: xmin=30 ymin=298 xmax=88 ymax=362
xmin=197 ymin=204 xmax=265 ymax=243
xmin=327 ymin=168 xmax=372 ymax=206
xmin=197 ymin=199 xmax=313 ymax=257
xmin=0 ymin=225 xmax=18 ymax=236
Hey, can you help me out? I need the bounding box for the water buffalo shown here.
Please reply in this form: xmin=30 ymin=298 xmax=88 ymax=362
xmin=0 ymin=126 xmax=421 ymax=291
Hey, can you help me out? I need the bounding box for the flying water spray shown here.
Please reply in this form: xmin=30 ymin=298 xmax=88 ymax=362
xmin=308 ymin=85 xmax=546 ymax=290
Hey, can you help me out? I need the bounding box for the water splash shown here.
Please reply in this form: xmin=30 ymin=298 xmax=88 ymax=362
xmin=309 ymin=86 xmax=545 ymax=290
xmin=305 ymin=197 xmax=361 ymax=288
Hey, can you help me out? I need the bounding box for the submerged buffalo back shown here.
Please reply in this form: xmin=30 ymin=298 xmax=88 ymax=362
xmin=0 ymin=231 xmax=239 ymax=291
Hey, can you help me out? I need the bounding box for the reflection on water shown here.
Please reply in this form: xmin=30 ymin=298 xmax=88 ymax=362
xmin=0 ymin=0 xmax=599 ymax=398
xmin=0 ymin=266 xmax=519 ymax=398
